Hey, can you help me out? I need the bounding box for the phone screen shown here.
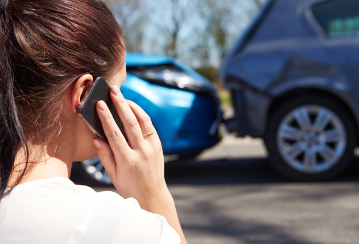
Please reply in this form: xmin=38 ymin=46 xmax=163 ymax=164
xmin=76 ymin=77 xmax=126 ymax=143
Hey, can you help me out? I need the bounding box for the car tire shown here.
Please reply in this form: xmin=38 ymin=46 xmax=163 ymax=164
xmin=177 ymin=151 xmax=203 ymax=160
xmin=264 ymin=95 xmax=357 ymax=181
xmin=71 ymin=158 xmax=113 ymax=187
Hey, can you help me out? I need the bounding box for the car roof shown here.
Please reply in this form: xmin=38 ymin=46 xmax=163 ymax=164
xmin=220 ymin=0 xmax=330 ymax=78
xmin=239 ymin=0 xmax=335 ymax=46
xmin=251 ymin=0 xmax=313 ymax=43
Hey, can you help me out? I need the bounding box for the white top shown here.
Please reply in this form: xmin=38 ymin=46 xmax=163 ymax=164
xmin=0 ymin=177 xmax=180 ymax=244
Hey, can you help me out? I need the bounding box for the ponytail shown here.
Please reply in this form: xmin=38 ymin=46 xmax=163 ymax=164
xmin=0 ymin=6 xmax=29 ymax=200
xmin=0 ymin=0 xmax=125 ymax=200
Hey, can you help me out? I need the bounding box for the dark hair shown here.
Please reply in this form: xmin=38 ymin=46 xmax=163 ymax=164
xmin=0 ymin=0 xmax=126 ymax=200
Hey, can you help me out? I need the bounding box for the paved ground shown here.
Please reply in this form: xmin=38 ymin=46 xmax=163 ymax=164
xmin=92 ymin=133 xmax=359 ymax=244
xmin=164 ymin=134 xmax=359 ymax=244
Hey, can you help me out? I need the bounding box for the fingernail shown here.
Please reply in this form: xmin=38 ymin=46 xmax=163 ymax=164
xmin=97 ymin=100 xmax=107 ymax=111
xmin=93 ymin=139 xmax=102 ymax=149
xmin=111 ymin=86 xmax=120 ymax=96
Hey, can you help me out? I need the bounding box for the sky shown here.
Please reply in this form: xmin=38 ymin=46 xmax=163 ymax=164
xmin=109 ymin=0 xmax=266 ymax=68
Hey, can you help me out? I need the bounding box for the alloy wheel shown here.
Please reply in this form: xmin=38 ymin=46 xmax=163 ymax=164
xmin=277 ymin=105 xmax=346 ymax=174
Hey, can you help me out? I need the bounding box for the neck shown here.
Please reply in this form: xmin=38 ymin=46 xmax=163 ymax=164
xmin=8 ymin=137 xmax=75 ymax=187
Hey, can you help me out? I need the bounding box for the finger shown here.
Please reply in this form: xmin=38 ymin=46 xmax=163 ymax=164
xmin=126 ymin=100 xmax=156 ymax=137
xmin=110 ymin=86 xmax=144 ymax=149
xmin=126 ymin=100 xmax=162 ymax=151
xmin=96 ymin=100 xmax=131 ymax=155
xmin=92 ymin=138 xmax=117 ymax=180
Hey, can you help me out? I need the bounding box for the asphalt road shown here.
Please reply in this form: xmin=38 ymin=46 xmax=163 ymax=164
xmin=91 ymin=133 xmax=359 ymax=244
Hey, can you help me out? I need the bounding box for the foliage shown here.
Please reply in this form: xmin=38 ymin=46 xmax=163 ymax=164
xmin=218 ymin=90 xmax=231 ymax=106
xmin=195 ymin=66 xmax=220 ymax=85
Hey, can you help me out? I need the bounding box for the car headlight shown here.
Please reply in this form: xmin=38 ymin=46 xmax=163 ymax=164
xmin=127 ymin=64 xmax=217 ymax=96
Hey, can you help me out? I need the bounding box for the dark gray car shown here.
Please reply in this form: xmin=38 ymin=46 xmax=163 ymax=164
xmin=221 ymin=0 xmax=359 ymax=181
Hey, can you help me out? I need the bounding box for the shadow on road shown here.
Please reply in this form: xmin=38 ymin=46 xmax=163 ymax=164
xmin=165 ymin=156 xmax=359 ymax=185
xmin=167 ymin=157 xmax=359 ymax=244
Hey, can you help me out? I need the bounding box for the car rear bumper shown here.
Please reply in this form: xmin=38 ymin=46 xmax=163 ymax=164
xmin=225 ymin=89 xmax=270 ymax=138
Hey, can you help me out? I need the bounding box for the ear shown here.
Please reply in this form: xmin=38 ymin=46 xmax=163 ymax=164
xmin=71 ymin=74 xmax=93 ymax=113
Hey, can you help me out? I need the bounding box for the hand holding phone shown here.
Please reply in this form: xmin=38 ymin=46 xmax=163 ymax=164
xmin=92 ymin=85 xmax=168 ymax=197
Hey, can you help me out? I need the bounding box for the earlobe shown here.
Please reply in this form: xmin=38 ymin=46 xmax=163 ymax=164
xmin=71 ymin=74 xmax=93 ymax=113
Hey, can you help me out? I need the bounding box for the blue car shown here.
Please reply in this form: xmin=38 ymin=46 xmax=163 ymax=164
xmin=72 ymin=53 xmax=222 ymax=185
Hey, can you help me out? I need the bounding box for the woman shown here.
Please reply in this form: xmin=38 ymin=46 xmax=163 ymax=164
xmin=0 ymin=0 xmax=187 ymax=243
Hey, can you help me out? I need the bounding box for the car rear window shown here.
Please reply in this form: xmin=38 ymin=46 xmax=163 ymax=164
xmin=312 ymin=0 xmax=359 ymax=37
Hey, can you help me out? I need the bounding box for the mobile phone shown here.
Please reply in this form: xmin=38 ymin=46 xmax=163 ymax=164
xmin=76 ymin=77 xmax=126 ymax=143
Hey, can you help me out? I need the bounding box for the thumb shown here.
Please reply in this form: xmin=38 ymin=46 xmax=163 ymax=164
xmin=92 ymin=138 xmax=116 ymax=179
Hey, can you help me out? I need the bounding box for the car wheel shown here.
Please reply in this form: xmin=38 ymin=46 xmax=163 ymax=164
xmin=264 ymin=95 xmax=357 ymax=181
xmin=177 ymin=151 xmax=203 ymax=160
xmin=72 ymin=157 xmax=113 ymax=186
